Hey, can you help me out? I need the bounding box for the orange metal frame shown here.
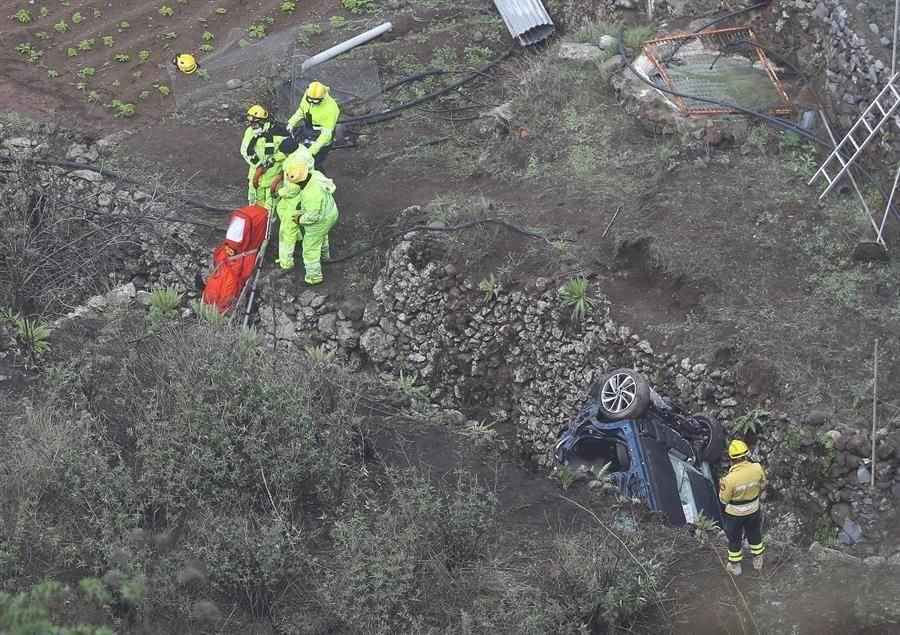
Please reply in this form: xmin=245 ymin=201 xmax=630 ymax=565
xmin=641 ymin=26 xmax=792 ymax=116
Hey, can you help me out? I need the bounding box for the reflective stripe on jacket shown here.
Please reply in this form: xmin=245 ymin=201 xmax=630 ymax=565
xmin=287 ymin=95 xmax=340 ymax=154
xmin=719 ymin=461 xmax=767 ymax=517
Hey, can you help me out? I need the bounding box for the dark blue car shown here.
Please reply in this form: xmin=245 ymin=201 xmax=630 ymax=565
xmin=555 ymin=368 xmax=726 ymax=527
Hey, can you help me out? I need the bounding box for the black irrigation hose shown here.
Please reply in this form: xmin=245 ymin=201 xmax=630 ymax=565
xmin=339 ymin=49 xmax=514 ymax=125
xmin=0 ymin=156 xmax=234 ymax=213
xmin=326 ymin=218 xmax=573 ymax=265
xmin=617 ymin=29 xmax=900 ymax=222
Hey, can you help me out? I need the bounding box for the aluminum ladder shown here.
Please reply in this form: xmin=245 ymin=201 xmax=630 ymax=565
xmin=809 ymin=73 xmax=900 ymax=198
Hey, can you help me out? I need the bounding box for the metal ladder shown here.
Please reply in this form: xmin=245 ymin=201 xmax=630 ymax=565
xmin=809 ymin=73 xmax=900 ymax=198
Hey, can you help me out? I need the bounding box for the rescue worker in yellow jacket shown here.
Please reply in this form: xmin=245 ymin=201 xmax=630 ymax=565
xmin=274 ymin=163 xmax=339 ymax=284
xmin=240 ymin=104 xmax=290 ymax=205
xmin=286 ymin=81 xmax=340 ymax=169
xmin=719 ymin=439 xmax=767 ymax=576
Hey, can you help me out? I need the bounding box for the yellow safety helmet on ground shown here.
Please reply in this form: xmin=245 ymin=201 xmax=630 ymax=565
xmin=173 ymin=53 xmax=197 ymax=74
xmin=305 ymin=81 xmax=328 ymax=103
xmin=728 ymin=439 xmax=750 ymax=460
xmin=285 ymin=163 xmax=309 ymax=184
xmin=246 ymin=104 xmax=269 ymax=123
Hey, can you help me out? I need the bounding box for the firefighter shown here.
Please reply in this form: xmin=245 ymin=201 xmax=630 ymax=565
xmin=253 ymin=137 xmax=312 ymax=209
xmin=719 ymin=439 xmax=767 ymax=576
xmin=274 ymin=163 xmax=338 ymax=284
xmin=286 ymin=81 xmax=340 ymax=169
xmin=240 ymin=104 xmax=289 ymax=205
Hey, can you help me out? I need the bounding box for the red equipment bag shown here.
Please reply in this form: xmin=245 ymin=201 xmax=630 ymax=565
xmin=202 ymin=204 xmax=269 ymax=312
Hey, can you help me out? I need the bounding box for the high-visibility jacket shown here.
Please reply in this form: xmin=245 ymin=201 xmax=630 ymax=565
xmin=287 ymin=95 xmax=340 ymax=156
xmin=282 ymin=145 xmax=315 ymax=175
xmin=240 ymin=121 xmax=289 ymax=167
xmin=719 ymin=461 xmax=767 ymax=517
xmin=276 ymin=170 xmax=337 ymax=225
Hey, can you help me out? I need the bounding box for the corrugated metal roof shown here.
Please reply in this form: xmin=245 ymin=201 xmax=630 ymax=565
xmin=492 ymin=0 xmax=555 ymax=46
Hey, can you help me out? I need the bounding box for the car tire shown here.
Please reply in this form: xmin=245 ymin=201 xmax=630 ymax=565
xmin=597 ymin=368 xmax=651 ymax=420
xmin=695 ymin=413 xmax=726 ymax=462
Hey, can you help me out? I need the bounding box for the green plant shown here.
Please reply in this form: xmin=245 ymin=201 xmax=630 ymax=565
xmin=71 ymin=11 xmax=84 ymax=24
xmin=77 ymin=67 xmax=95 ymax=78
xmin=569 ymin=145 xmax=597 ymax=175
xmin=747 ymin=125 xmax=769 ymax=155
xmin=560 ymin=277 xmax=597 ymax=321
xmin=329 ymin=15 xmax=347 ymax=28
xmin=138 ymin=90 xmax=150 ymax=100
xmin=164 ymin=31 xmax=177 ymax=39
xmin=77 ymin=38 xmax=95 ymax=51
xmin=237 ymin=38 xmax=250 ymax=48
xmin=35 ymin=31 xmax=49 ymax=40
xmin=815 ymin=514 xmax=837 ymax=548
xmin=53 ymin=20 xmax=68 ymax=32
xmin=342 ymin=0 xmax=378 ymax=13
xmin=11 ymin=9 xmax=32 ymax=24
xmin=199 ymin=44 xmax=214 ymax=52
xmin=75 ymin=81 xmax=86 ymax=91
xmin=87 ymin=90 xmax=101 ymax=102
xmin=102 ymin=35 xmax=114 ymax=47
xmin=1 ymin=308 xmax=51 ymax=363
xmin=93 ymin=8 xmax=101 ymax=17
xmin=525 ymin=153 xmax=540 ymax=179
xmin=464 ymin=45 xmax=492 ymax=67
xmin=148 ymin=287 xmax=182 ymax=325
xmin=46 ymin=69 xmax=60 ymax=78
xmin=215 ymin=7 xmax=228 ymax=14
xmin=692 ymin=513 xmax=720 ymax=544
xmin=478 ymin=273 xmax=500 ymax=302
xmin=248 ymin=23 xmax=266 ymax=38
xmin=15 ymin=43 xmax=43 ymax=63
xmin=202 ymin=30 xmax=214 ymax=40
xmin=731 ymin=407 xmax=769 ymax=436
xmin=281 ymin=1 xmax=297 ymax=11
xmin=264 ymin=15 xmax=275 ymax=25
xmin=138 ymin=49 xmax=150 ymax=60
xmin=195 ymin=68 xmax=209 ymax=79
xmin=111 ymin=79 xmax=121 ymax=87
xmin=114 ymin=54 xmax=130 ymax=62
xmin=39 ymin=7 xmax=50 ymax=17
xmin=159 ymin=5 xmax=174 ymax=16
xmin=107 ymin=99 xmax=135 ymax=118
xmin=623 ymin=25 xmax=653 ymax=48
xmin=553 ymin=464 xmax=585 ymax=491
xmin=462 ymin=419 xmax=498 ymax=448
xmin=66 ymin=47 xmax=78 ymax=57
xmin=190 ymin=300 xmax=228 ymax=326
xmin=119 ymin=20 xmax=130 ymax=29
xmin=816 ymin=433 xmax=838 ymax=476
xmin=154 ymin=84 xmax=170 ymax=96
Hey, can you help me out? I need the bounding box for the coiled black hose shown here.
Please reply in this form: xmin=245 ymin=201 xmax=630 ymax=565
xmin=617 ymin=29 xmax=900 ymax=221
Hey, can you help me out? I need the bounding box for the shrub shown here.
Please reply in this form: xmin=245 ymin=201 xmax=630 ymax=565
xmin=201 ymin=30 xmax=214 ymax=41
xmin=248 ymin=24 xmax=266 ymax=38
xmin=77 ymin=38 xmax=95 ymax=51
xmin=342 ymin=0 xmax=378 ymax=13
xmin=1 ymin=307 xmax=51 ymax=364
xmin=281 ymin=1 xmax=297 ymax=11
xmin=138 ymin=49 xmax=150 ymax=60
xmin=329 ymin=15 xmax=348 ymax=28
xmin=478 ymin=273 xmax=500 ymax=302
xmin=102 ymin=35 xmax=114 ymax=46
xmin=11 ymin=9 xmax=32 ymax=24
xmin=148 ymin=287 xmax=182 ymax=324
xmin=198 ymin=44 xmax=214 ymax=52
xmin=71 ymin=11 xmax=84 ymax=24
xmin=77 ymin=67 xmax=95 ymax=78
xmin=114 ymin=53 xmax=130 ymax=62
xmin=731 ymin=407 xmax=769 ymax=436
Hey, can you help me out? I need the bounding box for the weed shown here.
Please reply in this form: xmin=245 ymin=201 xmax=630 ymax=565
xmin=281 ymin=1 xmax=297 ymax=11
xmin=692 ymin=513 xmax=720 ymax=544
xmin=77 ymin=38 xmax=95 ymax=51
xmin=329 ymin=15 xmax=348 ymax=28
xmin=465 ymin=45 xmax=493 ymax=67
xmin=215 ymin=7 xmax=228 ymax=14
xmin=462 ymin=419 xmax=498 ymax=448
xmin=11 ymin=9 xmax=32 ymax=24
xmin=248 ymin=23 xmax=266 ymax=38
xmin=817 ymin=433 xmax=838 ymax=476
xmin=815 ymin=514 xmax=837 ymax=548
xmin=102 ymin=36 xmax=114 ymax=47
xmin=747 ymin=125 xmax=769 ymax=155
xmin=553 ymin=464 xmax=585 ymax=490
xmin=304 ymin=23 xmax=323 ymax=35
xmin=190 ymin=300 xmax=228 ymax=326
xmin=307 ymin=344 xmax=335 ymax=363
xmin=159 ymin=6 xmax=174 ymax=16
xmin=389 ymin=369 xmax=430 ymax=407
xmin=525 ymin=153 xmax=540 ymax=179
xmin=478 ymin=273 xmax=500 ymax=302
xmin=71 ymin=11 xmax=84 ymax=24
xmin=623 ymin=25 xmax=653 ymax=48
xmin=731 ymin=407 xmax=769 ymax=436
xmin=560 ymin=277 xmax=597 ymax=321
xmin=342 ymin=0 xmax=378 ymax=13
xmin=569 ymin=145 xmax=597 ymax=175
xmin=202 ymin=30 xmax=214 ymax=41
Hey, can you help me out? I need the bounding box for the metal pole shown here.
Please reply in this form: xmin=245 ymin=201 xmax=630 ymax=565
xmin=870 ymin=339 xmax=879 ymax=493
xmin=893 ymin=0 xmax=899 ymax=78
xmin=301 ymin=22 xmax=393 ymax=74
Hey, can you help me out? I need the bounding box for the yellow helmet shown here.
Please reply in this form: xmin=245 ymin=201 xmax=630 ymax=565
xmin=173 ymin=53 xmax=197 ymax=74
xmin=246 ymin=104 xmax=269 ymax=123
xmin=285 ymin=163 xmax=309 ymax=184
xmin=728 ymin=439 xmax=750 ymax=460
xmin=305 ymin=81 xmax=328 ymax=102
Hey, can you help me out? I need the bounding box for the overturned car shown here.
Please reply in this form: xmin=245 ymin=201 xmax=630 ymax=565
xmin=555 ymin=368 xmax=726 ymax=527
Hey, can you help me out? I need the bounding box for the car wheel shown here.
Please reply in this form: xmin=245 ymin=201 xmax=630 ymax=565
xmin=695 ymin=413 xmax=726 ymax=462
xmin=597 ymin=368 xmax=651 ymax=420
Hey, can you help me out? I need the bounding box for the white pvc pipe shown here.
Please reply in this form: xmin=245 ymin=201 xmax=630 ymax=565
xmin=301 ymin=22 xmax=393 ymax=74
